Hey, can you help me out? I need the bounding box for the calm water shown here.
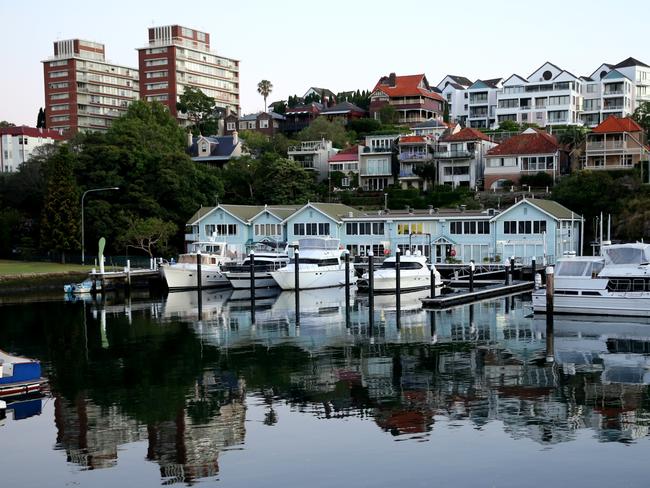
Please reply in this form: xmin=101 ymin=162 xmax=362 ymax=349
xmin=1 ymin=288 xmax=650 ymax=487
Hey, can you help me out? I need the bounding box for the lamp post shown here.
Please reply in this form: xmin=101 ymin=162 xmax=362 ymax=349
xmin=81 ymin=187 xmax=119 ymax=265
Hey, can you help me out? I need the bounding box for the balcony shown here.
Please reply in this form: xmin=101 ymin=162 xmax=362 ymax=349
xmin=602 ymin=105 xmax=624 ymax=111
xmin=433 ymin=150 xmax=473 ymax=159
xmin=185 ymin=233 xmax=199 ymax=241
xmin=399 ymin=170 xmax=419 ymax=178
xmin=288 ymin=141 xmax=327 ymax=153
xmin=399 ymin=152 xmax=429 ymax=161
xmin=603 ymin=89 xmax=624 ymax=96
xmin=363 ymin=146 xmax=392 ymax=154
xmin=587 ymin=140 xmax=625 ymax=151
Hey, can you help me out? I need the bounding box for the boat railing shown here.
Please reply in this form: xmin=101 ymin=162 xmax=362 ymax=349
xmin=222 ymin=262 xmax=287 ymax=273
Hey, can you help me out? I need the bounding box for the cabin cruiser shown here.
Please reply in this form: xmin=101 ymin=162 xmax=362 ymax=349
xmin=533 ymin=243 xmax=650 ymax=317
xmin=222 ymin=244 xmax=289 ymax=289
xmin=162 ymin=241 xmax=232 ymax=290
xmin=0 ymin=350 xmax=47 ymax=398
xmin=357 ymin=250 xmax=443 ymax=295
xmin=269 ymin=237 xmax=356 ymax=290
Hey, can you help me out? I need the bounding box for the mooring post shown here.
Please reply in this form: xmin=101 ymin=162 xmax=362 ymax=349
xmin=125 ymin=259 xmax=131 ymax=296
xmin=510 ymin=256 xmax=516 ymax=283
xmin=395 ymin=248 xmax=401 ymax=328
xmin=294 ymin=246 xmax=300 ymax=320
xmin=430 ymin=264 xmax=436 ymax=298
xmin=546 ymin=265 xmax=554 ymax=363
xmin=368 ymin=251 xmax=374 ymax=329
xmin=249 ymin=250 xmax=256 ymax=323
xmin=344 ymin=250 xmax=351 ymax=328
xmin=531 ymin=257 xmax=536 ymax=280
xmin=504 ymin=258 xmax=510 ymax=286
xmin=196 ymin=249 xmax=203 ymax=318
xmin=469 ymin=259 xmax=475 ymax=293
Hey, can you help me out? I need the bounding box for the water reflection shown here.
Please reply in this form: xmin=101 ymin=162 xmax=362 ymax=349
xmin=1 ymin=289 xmax=650 ymax=485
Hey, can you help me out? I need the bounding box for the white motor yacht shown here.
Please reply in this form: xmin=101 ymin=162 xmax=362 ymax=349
xmin=269 ymin=237 xmax=356 ymax=290
xmin=533 ymin=243 xmax=650 ymax=317
xmin=222 ymin=246 xmax=289 ymax=289
xmin=357 ymin=250 xmax=443 ymax=295
xmin=162 ymin=241 xmax=232 ymax=290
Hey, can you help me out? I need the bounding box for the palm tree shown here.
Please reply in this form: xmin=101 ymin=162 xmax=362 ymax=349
xmin=257 ymin=80 xmax=273 ymax=112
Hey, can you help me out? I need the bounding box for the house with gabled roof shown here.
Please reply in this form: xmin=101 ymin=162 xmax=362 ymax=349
xmin=437 ymin=75 xmax=473 ymax=126
xmin=467 ymin=78 xmax=502 ymax=129
xmin=369 ymin=73 xmax=446 ymax=125
xmin=496 ymin=61 xmax=583 ymax=128
xmin=224 ymin=111 xmax=285 ymax=137
xmin=320 ymin=101 xmax=366 ymax=125
xmin=582 ymin=115 xmax=648 ymax=171
xmin=434 ymin=127 xmax=497 ymax=190
xmin=284 ymin=102 xmax=324 ymax=134
xmin=581 ymin=57 xmax=650 ymax=126
xmin=484 ymin=128 xmax=564 ymax=190
xmin=189 ymin=134 xmax=242 ymax=168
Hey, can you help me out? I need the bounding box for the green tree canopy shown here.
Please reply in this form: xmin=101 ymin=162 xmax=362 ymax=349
xmin=176 ymin=86 xmax=220 ymax=135
xmin=633 ymin=101 xmax=650 ymax=137
xmin=257 ymin=80 xmax=273 ymax=111
xmin=120 ymin=216 xmax=177 ymax=257
xmin=40 ymin=146 xmax=80 ymax=262
xmin=297 ymin=117 xmax=350 ymax=148
xmin=379 ymin=105 xmax=399 ymax=125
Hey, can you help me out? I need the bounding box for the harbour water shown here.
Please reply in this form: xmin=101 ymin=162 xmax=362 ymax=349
xmin=1 ymin=288 xmax=650 ymax=487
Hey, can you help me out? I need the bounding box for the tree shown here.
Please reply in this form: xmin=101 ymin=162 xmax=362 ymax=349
xmin=443 ymin=103 xmax=450 ymax=123
xmin=633 ymin=101 xmax=650 ymax=137
xmin=497 ymin=120 xmax=521 ymax=132
xmin=304 ymin=92 xmax=321 ymax=104
xmin=271 ymin=100 xmax=286 ymax=115
xmin=121 ymin=216 xmax=177 ymax=257
xmin=255 ymin=155 xmax=317 ymax=204
xmin=297 ymin=117 xmax=350 ymax=148
xmin=176 ymin=86 xmax=219 ymax=135
xmin=0 ymin=121 xmax=15 ymax=128
xmin=257 ymin=80 xmax=273 ymax=112
xmin=40 ymin=146 xmax=80 ymax=263
xmin=379 ymin=105 xmax=399 ymax=125
xmin=239 ymin=130 xmax=290 ymax=158
xmin=37 ymin=107 xmax=46 ymax=129
xmin=413 ymin=162 xmax=437 ymax=188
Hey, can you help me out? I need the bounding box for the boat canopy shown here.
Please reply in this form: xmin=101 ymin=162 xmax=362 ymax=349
xmin=299 ymin=238 xmax=340 ymax=250
xmin=555 ymin=258 xmax=605 ymax=277
xmin=604 ymin=244 xmax=650 ymax=265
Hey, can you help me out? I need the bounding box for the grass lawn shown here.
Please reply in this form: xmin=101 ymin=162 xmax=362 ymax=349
xmin=0 ymin=260 xmax=92 ymax=277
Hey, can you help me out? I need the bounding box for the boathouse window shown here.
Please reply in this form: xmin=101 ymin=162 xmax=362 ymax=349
xmin=450 ymin=221 xmax=462 ymax=234
xmin=295 ymin=222 xmax=330 ymax=235
xmin=478 ymin=221 xmax=490 ymax=234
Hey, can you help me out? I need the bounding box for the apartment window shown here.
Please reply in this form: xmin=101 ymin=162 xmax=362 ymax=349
xmin=259 ymin=119 xmax=269 ymax=129
xmin=548 ymin=96 xmax=570 ymax=106
xmin=182 ymin=27 xmax=193 ymax=37
xmin=50 ymin=104 xmax=69 ymax=112
xmin=50 ymin=115 xmax=70 ymax=122
xmin=463 ymin=221 xmax=477 ymax=234
xmin=145 ymin=59 xmax=168 ymax=67
xmin=341 ymin=177 xmax=350 ymax=187
xmin=146 ymin=70 xmax=168 ymax=78
xmin=50 ymin=93 xmax=69 ymax=101
xmin=498 ymin=99 xmax=518 ymax=109
xmin=145 ymin=82 xmax=168 ymax=90
xmin=49 ymin=70 xmax=68 ymax=78
xmin=247 ymin=121 xmax=256 ymax=129
xmin=146 ymin=47 xmax=167 ymax=54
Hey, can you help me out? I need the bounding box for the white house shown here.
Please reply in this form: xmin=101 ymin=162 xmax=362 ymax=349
xmin=496 ymin=62 xmax=583 ymax=127
xmin=436 ymin=75 xmax=473 ymax=125
xmin=288 ymin=139 xmax=337 ymax=182
xmin=435 ymin=128 xmax=497 ymax=189
xmin=467 ymin=78 xmax=502 ymax=129
xmin=0 ymin=126 xmax=64 ymax=172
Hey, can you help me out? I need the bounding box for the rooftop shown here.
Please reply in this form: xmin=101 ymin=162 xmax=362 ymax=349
xmin=442 ymin=127 xmax=491 ymax=143
xmin=487 ymin=129 xmax=558 ymax=156
xmin=373 ymin=73 xmax=445 ymax=102
xmin=591 ymin=115 xmax=643 ymax=134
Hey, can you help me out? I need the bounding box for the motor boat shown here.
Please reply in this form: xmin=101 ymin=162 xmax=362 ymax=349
xmin=162 ymin=241 xmax=232 ymax=290
xmin=222 ymin=245 xmax=289 ymax=289
xmin=357 ymin=250 xmax=443 ymax=295
xmin=64 ymin=278 xmax=99 ymax=294
xmin=533 ymin=243 xmax=650 ymax=317
xmin=270 ymin=238 xmax=356 ymax=290
xmin=0 ymin=350 xmax=47 ymax=398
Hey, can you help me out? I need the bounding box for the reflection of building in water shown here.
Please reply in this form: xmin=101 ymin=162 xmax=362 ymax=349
xmin=147 ymin=400 xmax=246 ymax=484
xmin=52 ymin=372 xmax=246 ymax=482
xmin=54 ymin=395 xmax=146 ymax=469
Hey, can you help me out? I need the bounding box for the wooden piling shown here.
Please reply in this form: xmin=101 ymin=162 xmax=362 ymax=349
xmin=344 ymin=250 xmax=350 ymax=328
xmin=469 ymin=260 xmax=475 ymax=293
xmin=368 ymin=251 xmax=374 ymax=328
xmin=395 ymin=248 xmax=401 ymax=328
xmin=510 ymin=257 xmax=515 ymax=282
xmin=249 ymin=250 xmax=256 ymax=323
xmin=546 ymin=265 xmax=554 ymax=362
xmin=294 ymin=247 xmax=300 ymax=319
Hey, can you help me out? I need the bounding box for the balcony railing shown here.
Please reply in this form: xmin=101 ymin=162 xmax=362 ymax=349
xmin=603 ymin=89 xmax=624 ymax=95
xmin=399 ymin=152 xmax=429 ymax=161
xmin=602 ymin=105 xmax=624 ymax=111
xmin=185 ymin=233 xmax=199 ymax=241
xmin=586 ymin=141 xmax=625 ymax=150
xmin=433 ymin=150 xmax=473 ymax=159
xmin=399 ymin=170 xmax=419 ymax=178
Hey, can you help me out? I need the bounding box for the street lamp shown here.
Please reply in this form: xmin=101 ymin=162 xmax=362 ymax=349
xmin=81 ymin=187 xmax=119 ymax=265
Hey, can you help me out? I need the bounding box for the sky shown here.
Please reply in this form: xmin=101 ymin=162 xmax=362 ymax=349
xmin=1 ymin=0 xmax=649 ymax=126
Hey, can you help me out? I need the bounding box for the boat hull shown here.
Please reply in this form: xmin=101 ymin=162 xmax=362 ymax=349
xmin=358 ymin=272 xmax=432 ymax=294
xmin=270 ymin=267 xmax=356 ymax=290
xmin=162 ymin=264 xmax=229 ymax=290
xmin=0 ymin=379 xmax=47 ymax=398
xmin=224 ymin=271 xmax=278 ymax=289
xmin=532 ymin=290 xmax=650 ymax=317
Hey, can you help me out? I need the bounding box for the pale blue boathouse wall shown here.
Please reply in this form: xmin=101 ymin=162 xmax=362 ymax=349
xmin=284 ymin=206 xmax=343 ymax=244
xmin=249 ymin=211 xmax=286 ymax=244
xmin=194 ymin=207 xmax=251 ymax=256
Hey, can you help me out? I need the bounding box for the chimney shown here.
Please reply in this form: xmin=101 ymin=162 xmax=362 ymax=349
xmin=187 ymin=131 xmax=193 ymax=148
xmin=232 ymin=130 xmax=238 ymax=146
xmin=460 ymin=205 xmax=466 ymax=212
xmin=389 ymin=72 xmax=396 ymax=87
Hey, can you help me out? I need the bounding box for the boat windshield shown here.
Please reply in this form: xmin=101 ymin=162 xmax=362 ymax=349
xmin=299 ymin=238 xmax=340 ymax=250
xmin=289 ymin=257 xmax=339 ymax=266
xmin=604 ymin=245 xmax=650 ymax=265
xmin=381 ymin=261 xmax=424 ymax=270
xmin=555 ymin=259 xmax=604 ymax=277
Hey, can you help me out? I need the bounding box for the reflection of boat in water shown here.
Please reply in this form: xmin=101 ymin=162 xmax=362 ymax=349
xmin=0 ymin=350 xmax=47 ymax=398
xmin=533 ymin=243 xmax=650 ymax=317
xmin=0 ymin=395 xmax=43 ymax=424
xmin=357 ymin=251 xmax=442 ymax=295
xmin=163 ymin=289 xmax=233 ymax=320
xmin=534 ymin=315 xmax=650 ymax=384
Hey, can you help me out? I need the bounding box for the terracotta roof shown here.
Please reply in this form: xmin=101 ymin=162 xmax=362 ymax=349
xmin=442 ymin=127 xmax=491 ymax=142
xmin=399 ymin=135 xmax=427 ymax=144
xmin=373 ymin=74 xmax=445 ymax=102
xmin=0 ymin=125 xmax=65 ymax=140
xmin=592 ymin=115 xmax=642 ymax=134
xmin=486 ymin=130 xmax=559 ymax=156
xmin=329 ymin=145 xmax=359 ymax=162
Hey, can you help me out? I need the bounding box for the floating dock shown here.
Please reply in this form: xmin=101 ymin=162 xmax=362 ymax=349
xmin=421 ymin=281 xmax=534 ymax=309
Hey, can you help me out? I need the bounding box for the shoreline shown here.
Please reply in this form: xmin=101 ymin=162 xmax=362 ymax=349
xmin=0 ymin=271 xmax=89 ymax=295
